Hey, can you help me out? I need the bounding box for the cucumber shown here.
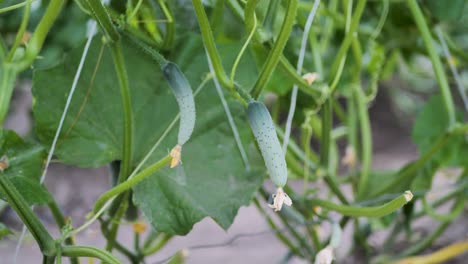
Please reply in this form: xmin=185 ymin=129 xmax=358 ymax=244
xmin=247 ymin=100 xmax=287 ymax=187
xmin=162 ymin=62 xmax=196 ymax=146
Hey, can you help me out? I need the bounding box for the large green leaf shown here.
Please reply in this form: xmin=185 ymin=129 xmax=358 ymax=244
xmin=411 ymin=95 xmax=468 ymax=167
xmin=425 ymin=0 xmax=466 ymax=22
xmin=32 ymin=35 xmax=263 ymax=235
xmin=0 ymin=130 xmax=51 ymax=205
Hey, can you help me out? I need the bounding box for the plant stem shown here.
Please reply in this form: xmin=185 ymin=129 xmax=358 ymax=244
xmin=94 ymin=154 xmax=171 ymax=214
xmin=157 ymin=0 xmax=175 ymax=50
xmin=142 ymin=233 xmax=173 ymax=256
xmin=327 ymin=0 xmax=367 ymax=92
xmin=0 ymin=64 xmax=17 ymax=125
xmin=0 ymin=0 xmax=37 ymax=14
xmin=320 ymin=99 xmax=332 ymax=170
xmin=47 ymin=199 xmax=79 ymax=264
xmin=6 ymin=0 xmax=32 ymax=62
xmin=62 ymin=245 xmax=121 ymax=264
xmin=109 ymin=42 xmax=133 ymax=183
xmin=406 ymin=0 xmax=455 ymax=126
xmin=83 ymin=0 xmax=119 ymax=42
xmin=0 ymin=175 xmax=55 ymax=256
xmin=354 ymin=85 xmax=372 ymax=200
xmin=15 ymin=0 xmax=65 ymax=71
xmin=422 ymin=194 xmax=465 ymax=222
xmin=308 ymin=191 xmax=412 ymax=217
xmin=250 ymin=0 xmax=297 ymax=99
xmin=191 ymin=0 xmax=250 ymax=104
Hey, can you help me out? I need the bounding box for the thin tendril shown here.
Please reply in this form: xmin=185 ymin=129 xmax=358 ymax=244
xmin=208 ymin=56 xmax=251 ymax=171
xmin=282 ymin=0 xmax=321 ymax=153
xmin=370 ymin=0 xmax=389 ymax=40
xmin=230 ymin=14 xmax=257 ymax=85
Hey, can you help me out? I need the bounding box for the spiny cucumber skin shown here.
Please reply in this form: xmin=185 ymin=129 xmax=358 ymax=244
xmin=162 ymin=62 xmax=196 ymax=145
xmin=247 ymin=101 xmax=287 ymax=187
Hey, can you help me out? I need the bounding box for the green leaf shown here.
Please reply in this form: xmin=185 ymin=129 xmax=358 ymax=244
xmin=0 ymin=223 xmax=12 ymax=239
xmin=0 ymin=130 xmax=51 ymax=205
xmin=32 ymin=35 xmax=263 ymax=235
xmin=425 ymin=0 xmax=466 ymax=22
xmin=411 ymin=95 xmax=468 ymax=167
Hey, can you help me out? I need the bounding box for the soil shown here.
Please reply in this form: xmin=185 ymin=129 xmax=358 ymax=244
xmin=0 ymin=84 xmax=466 ymax=263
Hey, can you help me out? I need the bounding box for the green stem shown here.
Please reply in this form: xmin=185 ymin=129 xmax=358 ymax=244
xmin=309 ymin=191 xmax=412 ymax=217
xmin=308 ymin=29 xmax=323 ymax=74
xmin=231 ymin=1 xmax=257 ymax=85
xmin=0 ymin=64 xmax=17 ymax=125
xmin=245 ymin=0 xmax=260 ymax=33
xmin=121 ymin=30 xmax=167 ymax=65
xmin=191 ymin=0 xmax=250 ymax=104
xmin=94 ymin=155 xmax=171 ymax=214
xmin=142 ymin=233 xmax=172 ymax=256
xmin=422 ymin=194 xmax=465 ymax=222
xmin=320 ymin=100 xmax=332 ymax=169
xmin=407 ymin=0 xmax=455 ymax=126
xmin=0 ymin=0 xmax=37 ymax=13
xmin=83 ymin=0 xmax=119 ymax=42
xmin=262 ymin=0 xmax=280 ymax=37
xmin=100 ymin=219 xmax=138 ymax=261
xmin=43 ymin=256 xmax=56 ymax=264
xmin=6 ymin=0 xmax=32 ymax=62
xmin=250 ymin=0 xmax=297 ymax=99
xmin=14 ymin=0 xmax=64 ymax=71
xmin=0 ymin=175 xmax=55 ymax=256
xmin=157 ymin=0 xmax=175 ymax=50
xmin=327 ymin=0 xmax=367 ymax=92
xmin=320 ymin=0 xmax=338 ymax=52
xmin=62 ymin=245 xmax=121 ymax=264
xmin=105 ymin=193 xmax=128 ymax=252
xmin=47 ymin=200 xmax=79 ymax=264
xmin=354 ymin=85 xmax=372 ymax=199
xmin=278 ymin=56 xmax=323 ymax=96
xmin=109 ymin=42 xmax=133 ymax=183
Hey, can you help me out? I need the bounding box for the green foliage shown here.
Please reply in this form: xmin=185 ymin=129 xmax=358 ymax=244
xmin=425 ymin=0 xmax=466 ymax=22
xmin=0 ymin=130 xmax=51 ymax=205
xmin=1 ymin=0 xmax=468 ymax=263
xmin=33 ymin=34 xmax=263 ymax=235
xmin=412 ymin=95 xmax=467 ymax=167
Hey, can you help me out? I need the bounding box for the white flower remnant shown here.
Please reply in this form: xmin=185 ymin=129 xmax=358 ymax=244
xmin=268 ymin=187 xmax=292 ymax=211
xmin=303 ymin=72 xmax=318 ymax=85
xmin=0 ymin=155 xmax=9 ymax=171
xmin=315 ymin=245 xmax=334 ymax=264
xmin=341 ymin=145 xmax=357 ymax=168
xmin=170 ymin=144 xmax=182 ymax=168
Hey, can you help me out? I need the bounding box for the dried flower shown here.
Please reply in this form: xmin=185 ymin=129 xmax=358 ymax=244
xmin=170 ymin=145 xmax=182 ymax=168
xmin=315 ymin=245 xmax=334 ymax=264
xmin=303 ymin=73 xmax=319 ymax=85
xmin=0 ymin=155 xmax=9 ymax=172
xmin=268 ymin=187 xmax=292 ymax=211
xmin=341 ymin=145 xmax=357 ymax=168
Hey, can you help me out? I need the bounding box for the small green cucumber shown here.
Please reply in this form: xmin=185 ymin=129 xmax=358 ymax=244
xmin=162 ymin=62 xmax=196 ymax=146
xmin=247 ymin=100 xmax=288 ymax=187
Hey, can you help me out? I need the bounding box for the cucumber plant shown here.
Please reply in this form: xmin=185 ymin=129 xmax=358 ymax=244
xmin=0 ymin=0 xmax=467 ymax=263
